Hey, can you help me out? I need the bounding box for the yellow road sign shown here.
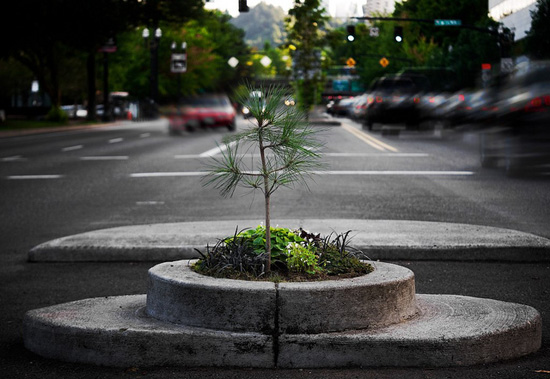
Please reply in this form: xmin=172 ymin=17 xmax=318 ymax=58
xmin=346 ymin=57 xmax=356 ymax=67
xmin=379 ymin=57 xmax=389 ymax=68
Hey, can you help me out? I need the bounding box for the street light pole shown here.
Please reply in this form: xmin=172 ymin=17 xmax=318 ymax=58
xmin=143 ymin=27 xmax=162 ymax=108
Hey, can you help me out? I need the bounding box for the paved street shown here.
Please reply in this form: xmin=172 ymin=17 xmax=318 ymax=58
xmin=1 ymin=116 xmax=549 ymax=378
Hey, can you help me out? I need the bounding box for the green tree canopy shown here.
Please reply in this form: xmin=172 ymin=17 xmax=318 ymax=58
xmin=286 ymin=0 xmax=329 ymax=110
xmin=525 ymin=0 xmax=550 ymax=59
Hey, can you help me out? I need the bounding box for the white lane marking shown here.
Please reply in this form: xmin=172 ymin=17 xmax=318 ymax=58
xmin=130 ymin=171 xmax=474 ymax=178
xmin=174 ymin=155 xmax=202 ymax=159
xmin=108 ymin=138 xmax=124 ymax=144
xmin=312 ymin=171 xmax=474 ymax=176
xmin=175 ymin=153 xmax=429 ymax=159
xmin=341 ymin=123 xmax=399 ymax=152
xmin=62 ymin=145 xmax=83 ymax=152
xmin=323 ymin=153 xmax=428 ymax=157
xmin=136 ymin=201 xmax=165 ymax=205
xmin=7 ymin=175 xmax=64 ymax=179
xmin=80 ymin=156 xmax=129 ymax=161
xmin=1 ymin=155 xmax=27 ymax=162
xmin=131 ymin=172 xmax=209 ymax=177
xmin=139 ymin=133 xmax=151 ymax=138
xmin=199 ymin=141 xmax=237 ymax=157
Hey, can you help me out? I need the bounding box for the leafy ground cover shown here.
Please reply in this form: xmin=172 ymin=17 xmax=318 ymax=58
xmin=193 ymin=225 xmax=374 ymax=282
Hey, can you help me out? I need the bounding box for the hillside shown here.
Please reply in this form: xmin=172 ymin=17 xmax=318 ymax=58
xmin=230 ymin=2 xmax=287 ymax=50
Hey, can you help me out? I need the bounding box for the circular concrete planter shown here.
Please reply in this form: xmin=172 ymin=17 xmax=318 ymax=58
xmin=23 ymin=259 xmax=542 ymax=368
xmin=146 ymin=261 xmax=417 ymax=334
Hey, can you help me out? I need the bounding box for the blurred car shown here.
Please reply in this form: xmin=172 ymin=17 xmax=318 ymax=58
xmin=241 ymin=90 xmax=265 ymax=119
xmin=434 ymin=91 xmax=476 ymax=128
xmin=327 ymin=97 xmax=355 ymax=117
xmin=478 ymin=61 xmax=550 ymax=175
xmin=61 ymin=104 xmax=87 ymax=119
xmin=165 ymin=94 xmax=236 ymax=134
xmin=363 ymin=74 xmax=430 ymax=130
xmin=351 ymin=93 xmax=369 ymax=120
xmin=284 ymin=96 xmax=296 ymax=107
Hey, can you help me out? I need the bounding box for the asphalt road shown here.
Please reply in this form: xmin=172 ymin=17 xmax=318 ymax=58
xmin=1 ymin=116 xmax=549 ymax=378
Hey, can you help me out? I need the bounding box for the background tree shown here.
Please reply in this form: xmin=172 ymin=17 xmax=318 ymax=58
xmin=286 ymin=0 xmax=328 ymax=111
xmin=393 ymin=0 xmax=499 ymax=88
xmin=0 ymin=0 xmax=205 ymax=119
xmin=108 ymin=10 xmax=251 ymax=100
xmin=525 ymin=0 xmax=550 ymax=59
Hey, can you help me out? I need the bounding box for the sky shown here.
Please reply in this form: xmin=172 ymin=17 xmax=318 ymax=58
xmin=204 ymin=0 xmax=363 ymax=18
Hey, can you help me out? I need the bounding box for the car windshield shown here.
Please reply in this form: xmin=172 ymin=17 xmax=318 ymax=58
xmin=181 ymin=95 xmax=229 ymax=107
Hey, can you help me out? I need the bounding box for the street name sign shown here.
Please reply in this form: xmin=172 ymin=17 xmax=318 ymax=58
xmin=434 ymin=19 xmax=462 ymax=26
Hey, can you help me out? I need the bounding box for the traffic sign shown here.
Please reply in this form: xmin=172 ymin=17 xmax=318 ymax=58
xmin=379 ymin=57 xmax=389 ymax=68
xmin=346 ymin=57 xmax=356 ymax=67
xmin=171 ymin=54 xmax=187 ymax=73
xmin=260 ymin=56 xmax=272 ymax=67
xmin=434 ymin=19 xmax=462 ymax=26
xmin=227 ymin=57 xmax=239 ymax=68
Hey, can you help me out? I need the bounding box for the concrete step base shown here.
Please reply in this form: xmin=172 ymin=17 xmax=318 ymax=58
xmin=28 ymin=220 xmax=550 ymax=262
xmin=24 ymin=294 xmax=541 ymax=368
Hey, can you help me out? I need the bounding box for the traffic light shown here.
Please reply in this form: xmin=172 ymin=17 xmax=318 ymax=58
xmin=239 ymin=0 xmax=249 ymax=12
xmin=394 ymin=26 xmax=403 ymax=43
xmin=346 ymin=25 xmax=356 ymax=42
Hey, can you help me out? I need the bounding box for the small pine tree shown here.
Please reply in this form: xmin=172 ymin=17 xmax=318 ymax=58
xmin=203 ymin=84 xmax=325 ymax=272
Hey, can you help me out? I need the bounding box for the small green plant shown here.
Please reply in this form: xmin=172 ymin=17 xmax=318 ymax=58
xmin=203 ymin=83 xmax=325 ymax=272
xmin=193 ymin=226 xmax=373 ymax=281
xmin=231 ymin=224 xmax=305 ymax=262
xmin=286 ymin=242 xmax=323 ymax=275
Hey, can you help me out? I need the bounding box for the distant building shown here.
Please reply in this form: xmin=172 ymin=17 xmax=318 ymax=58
xmin=362 ymin=0 xmax=396 ymax=16
xmin=489 ymin=0 xmax=538 ymax=40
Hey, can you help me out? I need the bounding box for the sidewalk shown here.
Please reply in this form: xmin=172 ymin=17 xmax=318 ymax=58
xmin=0 ymin=120 xmax=131 ymax=139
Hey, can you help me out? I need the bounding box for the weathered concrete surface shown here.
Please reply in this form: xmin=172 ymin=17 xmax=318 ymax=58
xmin=28 ymin=219 xmax=550 ymax=262
xmin=146 ymin=261 xmax=276 ymax=333
xmin=23 ymin=293 xmax=541 ymax=368
xmin=278 ymin=294 xmax=542 ymax=368
xmin=23 ymin=295 xmax=274 ymax=368
xmin=277 ymin=262 xmax=417 ymax=333
xmin=146 ymin=261 xmax=417 ymax=334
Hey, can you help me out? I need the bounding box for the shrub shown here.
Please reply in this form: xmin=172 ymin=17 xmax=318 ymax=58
xmin=193 ymin=226 xmax=373 ymax=281
xmin=46 ymin=106 xmax=69 ymax=123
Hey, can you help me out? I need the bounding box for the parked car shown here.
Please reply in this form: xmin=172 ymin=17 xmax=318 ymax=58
xmin=61 ymin=104 xmax=87 ymax=119
xmin=164 ymin=94 xmax=237 ymax=134
xmin=478 ymin=61 xmax=550 ymax=175
xmin=363 ymin=74 xmax=430 ymax=130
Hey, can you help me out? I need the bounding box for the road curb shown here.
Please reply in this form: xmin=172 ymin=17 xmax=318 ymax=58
xmin=28 ymin=219 xmax=550 ymax=262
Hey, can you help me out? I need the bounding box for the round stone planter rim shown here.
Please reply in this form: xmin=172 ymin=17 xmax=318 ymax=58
xmin=146 ymin=260 xmax=418 ymax=333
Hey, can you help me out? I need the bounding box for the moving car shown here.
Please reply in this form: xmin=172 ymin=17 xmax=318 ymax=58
xmin=165 ymin=94 xmax=236 ymax=134
xmin=478 ymin=61 xmax=550 ymax=175
xmin=363 ymin=74 xmax=430 ymax=130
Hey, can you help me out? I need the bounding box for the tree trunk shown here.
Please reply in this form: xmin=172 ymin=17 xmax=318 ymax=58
xmin=259 ymin=126 xmax=271 ymax=273
xmin=86 ymin=51 xmax=97 ymax=121
xmin=264 ymin=192 xmax=271 ymax=273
